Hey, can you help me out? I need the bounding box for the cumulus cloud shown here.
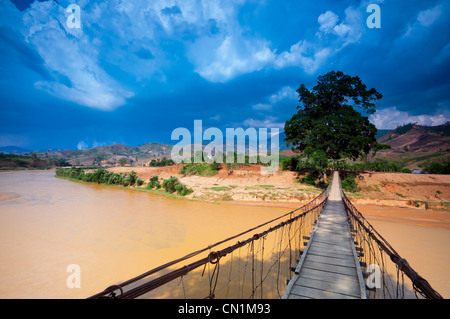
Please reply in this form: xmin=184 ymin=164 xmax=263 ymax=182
xmin=252 ymin=103 xmax=272 ymax=111
xmin=243 ymin=116 xmax=284 ymax=129
xmin=318 ymin=11 xmax=339 ymax=33
xmin=404 ymin=4 xmax=442 ymax=37
xmin=417 ymin=5 xmax=442 ymax=27
xmin=274 ymin=40 xmax=331 ymax=74
xmin=369 ymin=107 xmax=449 ymax=129
xmin=192 ymin=35 xmax=276 ymax=83
xmin=269 ymin=86 xmax=298 ymax=104
xmin=193 ymin=5 xmax=365 ymax=82
xmin=21 ymin=1 xmax=134 ymax=111
xmin=317 ymin=7 xmax=363 ymax=45
xmin=77 ymin=141 xmax=88 ymax=150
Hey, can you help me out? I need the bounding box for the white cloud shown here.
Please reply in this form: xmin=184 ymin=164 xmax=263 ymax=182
xmin=403 ymin=4 xmax=442 ymax=37
xmin=243 ymin=116 xmax=284 ymax=129
xmin=22 ymin=1 xmax=134 ymax=111
xmin=417 ymin=5 xmax=442 ymax=27
xmin=318 ymin=11 xmax=339 ymax=33
xmin=320 ymin=7 xmax=362 ymax=45
xmin=252 ymin=103 xmax=272 ymax=111
xmin=269 ymin=86 xmax=298 ymax=104
xmin=187 ymin=3 xmax=367 ymax=82
xmin=369 ymin=107 xmax=449 ymax=129
xmin=192 ymin=35 xmax=276 ymax=83
xmin=77 ymin=141 xmax=88 ymax=150
xmin=274 ymin=40 xmax=331 ymax=74
xmin=210 ymin=114 xmax=221 ymax=121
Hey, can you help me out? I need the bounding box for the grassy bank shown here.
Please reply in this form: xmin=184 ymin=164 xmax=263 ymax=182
xmin=55 ymin=167 xmax=193 ymax=198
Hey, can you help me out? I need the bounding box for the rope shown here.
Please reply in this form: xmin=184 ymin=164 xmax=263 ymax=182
xmin=88 ymin=187 xmax=328 ymax=299
xmin=88 ymin=194 xmax=327 ymax=299
xmin=340 ymin=178 xmax=443 ymax=300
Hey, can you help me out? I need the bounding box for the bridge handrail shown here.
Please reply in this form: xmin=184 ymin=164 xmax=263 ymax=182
xmin=338 ymin=172 xmax=443 ymax=299
xmin=88 ymin=184 xmax=330 ymax=299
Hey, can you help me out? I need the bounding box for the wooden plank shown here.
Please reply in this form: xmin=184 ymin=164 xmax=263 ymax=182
xmin=294 ymin=276 xmax=361 ymax=298
xmin=281 ymin=274 xmax=299 ymax=299
xmin=310 ymin=241 xmax=354 ymax=254
xmin=315 ymin=228 xmax=350 ymax=236
xmin=303 ymin=260 xmax=357 ymax=277
xmin=308 ymin=247 xmax=355 ymax=260
xmin=317 ymin=224 xmax=349 ymax=231
xmin=308 ymin=246 xmax=354 ymax=258
xmin=313 ymin=238 xmax=351 ymax=247
xmin=314 ymin=232 xmax=350 ymax=241
xmin=305 ymin=253 xmax=356 ymax=268
xmin=289 ymin=284 xmax=359 ymax=299
xmin=283 ymin=171 xmax=367 ymax=299
xmin=300 ymin=267 xmax=359 ymax=285
xmin=286 ymin=293 xmax=312 ymax=299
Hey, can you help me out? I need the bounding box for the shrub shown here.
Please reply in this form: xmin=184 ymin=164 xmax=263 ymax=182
xmin=148 ymin=157 xmax=175 ymax=167
xmin=162 ymin=176 xmax=193 ymax=196
xmin=136 ymin=178 xmax=144 ymax=186
xmin=180 ymin=163 xmax=220 ymax=176
xmin=147 ymin=176 xmax=161 ymax=189
xmin=126 ymin=171 xmax=138 ymax=186
xmin=423 ymin=161 xmax=450 ymax=174
xmin=162 ymin=176 xmax=179 ymax=193
xmin=300 ymin=170 xmax=319 ymax=186
xmin=341 ymin=174 xmax=358 ymax=192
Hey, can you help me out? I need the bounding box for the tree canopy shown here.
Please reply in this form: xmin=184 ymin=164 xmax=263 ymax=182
xmin=284 ymin=71 xmax=388 ymax=161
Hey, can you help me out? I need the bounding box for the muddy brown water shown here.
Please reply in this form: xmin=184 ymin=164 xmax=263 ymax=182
xmin=0 ymin=170 xmax=448 ymax=298
xmin=0 ymin=170 xmax=289 ymax=298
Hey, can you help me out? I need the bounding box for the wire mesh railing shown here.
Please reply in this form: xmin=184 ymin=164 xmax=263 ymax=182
xmin=339 ymin=173 xmax=443 ymax=299
xmin=88 ymin=188 xmax=329 ymax=299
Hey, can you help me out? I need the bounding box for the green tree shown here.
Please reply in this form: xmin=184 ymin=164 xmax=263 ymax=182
xmin=119 ymin=158 xmax=127 ymax=166
xmin=285 ymin=71 xmax=387 ymax=161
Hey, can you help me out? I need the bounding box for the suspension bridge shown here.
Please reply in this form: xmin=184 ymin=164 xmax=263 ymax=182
xmin=88 ymin=171 xmax=442 ymax=299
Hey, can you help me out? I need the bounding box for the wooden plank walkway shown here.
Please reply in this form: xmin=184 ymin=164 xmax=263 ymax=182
xmin=282 ymin=171 xmax=367 ymax=299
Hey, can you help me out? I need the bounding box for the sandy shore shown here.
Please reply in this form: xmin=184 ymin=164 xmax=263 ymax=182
xmin=107 ymin=165 xmax=450 ymax=210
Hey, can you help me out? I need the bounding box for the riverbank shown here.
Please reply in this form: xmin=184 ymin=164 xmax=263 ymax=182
xmin=106 ymin=165 xmax=450 ymax=211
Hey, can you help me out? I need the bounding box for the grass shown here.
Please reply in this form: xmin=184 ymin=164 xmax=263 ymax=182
xmin=244 ymin=185 xmax=275 ymax=190
xmin=211 ymin=186 xmax=229 ymax=191
xmin=180 ymin=163 xmax=220 ymax=177
xmin=135 ymin=187 xmax=186 ymax=200
xmin=395 ymin=192 xmax=406 ymax=198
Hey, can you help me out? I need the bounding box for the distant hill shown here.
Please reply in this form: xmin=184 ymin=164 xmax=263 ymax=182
xmin=24 ymin=122 xmax=449 ymax=170
xmin=374 ymin=122 xmax=450 ymax=170
xmin=0 ymin=146 xmax=32 ymax=154
xmin=375 ymin=129 xmax=392 ymax=139
xmin=38 ymin=143 xmax=174 ymax=167
xmin=378 ymin=122 xmax=449 ymax=153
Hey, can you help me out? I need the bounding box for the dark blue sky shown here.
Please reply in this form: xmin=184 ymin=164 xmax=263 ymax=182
xmin=1 ymin=0 xmax=449 ymax=151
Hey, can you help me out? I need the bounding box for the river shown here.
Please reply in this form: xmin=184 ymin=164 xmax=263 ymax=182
xmin=0 ymin=170 xmax=448 ymax=299
xmin=0 ymin=170 xmax=289 ymax=299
